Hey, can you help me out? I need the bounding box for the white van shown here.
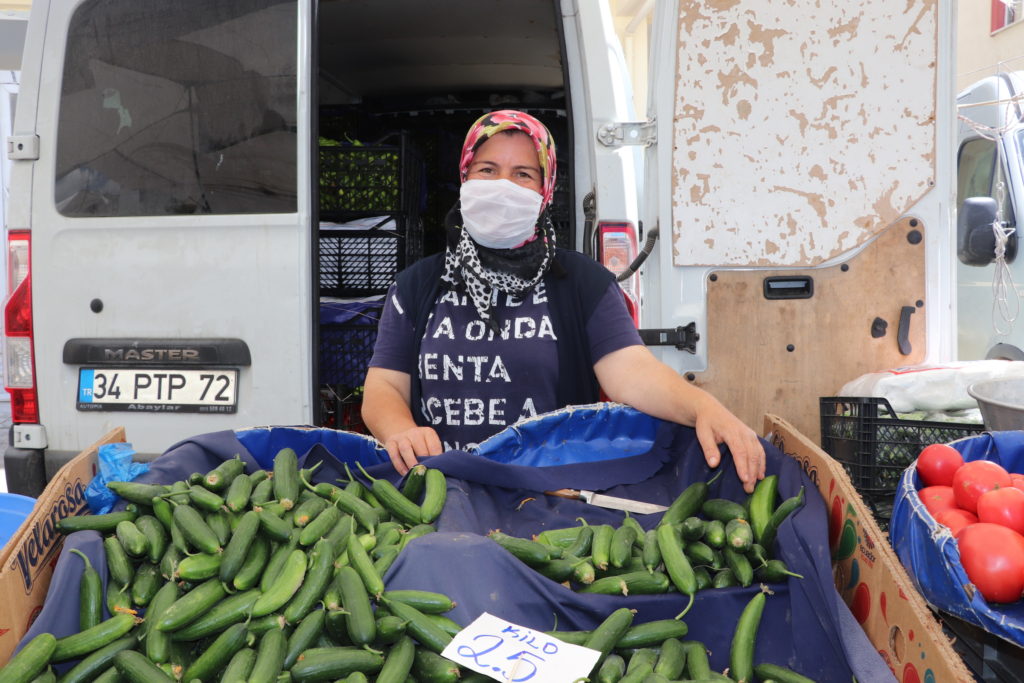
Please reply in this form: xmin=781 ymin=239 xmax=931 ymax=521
xmin=6 ymin=0 xmax=958 ymax=493
xmin=3 ymin=0 xmax=642 ymax=493
xmin=955 ymin=70 xmax=1024 ymax=361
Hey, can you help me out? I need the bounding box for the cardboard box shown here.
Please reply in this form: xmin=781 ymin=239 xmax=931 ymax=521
xmin=0 ymin=427 xmax=126 ymax=664
xmin=764 ymin=414 xmax=972 ymax=682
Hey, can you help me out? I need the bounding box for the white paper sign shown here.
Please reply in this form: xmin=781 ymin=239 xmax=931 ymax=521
xmin=440 ymin=612 xmax=601 ymax=682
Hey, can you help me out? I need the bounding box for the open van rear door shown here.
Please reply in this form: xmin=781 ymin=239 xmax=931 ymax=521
xmin=7 ymin=0 xmax=314 ymax=468
xmin=642 ymin=0 xmax=953 ymax=440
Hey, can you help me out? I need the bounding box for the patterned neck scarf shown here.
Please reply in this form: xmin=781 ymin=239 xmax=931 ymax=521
xmin=441 ymin=110 xmax=558 ymax=331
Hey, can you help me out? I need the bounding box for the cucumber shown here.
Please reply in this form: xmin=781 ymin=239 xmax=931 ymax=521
xmin=129 ymin=562 xmax=161 ymax=606
xmin=68 ymin=549 xmax=102 ymax=631
xmin=285 ymin=609 xmax=326 ymax=669
xmin=759 ymin=487 xmax=805 ymax=552
xmin=155 ymin=577 xmax=226 ymax=632
xmin=725 ymin=518 xmax=754 ymax=552
xmin=289 ymin=648 xmax=384 ymax=682
xmin=347 ymin=529 xmax=384 ymax=598
xmin=401 ymin=464 xmax=428 ymax=502
xmin=133 ymin=515 xmax=168 ymax=564
xmin=561 ymin=524 xmax=594 ymax=559
xmin=724 ymin=547 xmax=754 ymax=587
xmin=381 ymin=598 xmax=453 ymax=654
xmin=712 ymin=568 xmax=737 ymax=588
xmin=284 ymin=538 xmax=336 ymax=624
xmin=220 ymin=647 xmax=257 ymax=683
xmin=411 ymin=648 xmax=460 ymax=683
xmin=335 ymin=565 xmax=377 ymax=645
xmin=536 ymin=557 xmax=576 ymax=582
xmin=591 ymin=524 xmax=615 ymax=570
xmin=657 ymin=523 xmax=696 ymax=596
xmin=535 ymin=525 xmax=585 ymax=549
xmin=248 ymin=628 xmax=288 ymax=683
xmin=679 ymin=516 xmax=706 ymax=542
xmin=693 ymin=566 xmax=713 ymax=591
xmin=181 ymin=622 xmax=249 ymax=683
xmin=105 ymin=481 xmax=168 ymax=506
xmin=0 ymin=633 xmax=56 ymax=683
xmin=373 ymin=545 xmax=400 ymax=576
xmin=381 ymin=589 xmax=456 ymax=615
xmin=158 ymin=544 xmax=180 ymax=580
xmin=188 ymin=484 xmax=226 ymax=513
xmin=596 ymin=653 xmax=626 ymax=683
xmin=653 ymin=637 xmax=687 ymax=679
xmin=487 ymin=531 xmax=551 ymax=567
xmin=232 ymin=535 xmax=270 ymax=590
xmin=251 ymin=477 xmax=275 ymax=505
xmin=684 ymin=540 xmax=716 ymax=567
xmin=150 ymin=496 xmax=174 ymax=530
xmin=579 ymin=570 xmax=670 ymax=595
xmin=641 ymin=528 xmax=661 ymax=572
xmin=171 ymin=503 xmax=222 ymax=554
xmin=272 ymin=447 xmax=300 ymax=510
xmin=703 ymin=519 xmax=726 ymax=549
xmin=616 ymin=619 xmax=689 ymax=649
xmin=376 ymin=634 xmax=415 ymax=683
xmin=52 ymin=613 xmax=137 ymax=662
xmin=701 ymin=498 xmax=748 ymax=522
xmin=399 ymin=523 xmax=435 ymax=550
xmin=102 ymin=535 xmax=133 ymax=587
xmin=609 ymin=524 xmax=638 ymax=569
xmin=252 ymin=549 xmax=307 ymax=617
xmin=755 ymin=558 xmax=804 ymax=583
xmin=219 ymin=509 xmax=260 ymax=582
xmin=748 ymin=475 xmax=779 ymax=542
xmin=175 ymin=552 xmax=222 ymax=581
xmin=753 ymin=662 xmax=817 ymax=683
xmin=419 ymin=468 xmax=447 ymax=524
xmin=292 ymin=496 xmax=329 ymax=527
xmin=374 ymin=614 xmax=408 ymax=646
xmin=257 ymin=507 xmax=294 ymax=543
xmin=205 ymin=508 xmax=233 ymax=545
xmin=204 ymin=456 xmax=245 ymax=492
xmin=261 ymin=528 xmax=301 ymax=592
xmin=299 ymin=504 xmax=342 ymax=546
xmin=112 ymin=650 xmax=175 ymax=683
xmin=105 ymin=580 xmax=131 ymax=615
xmin=583 ymin=607 xmax=634 ymax=672
xmin=362 ymin=467 xmax=424 ymax=526
xmin=625 ymin=648 xmax=658 ymax=674
xmin=143 ymin=581 xmax=179 ymax=663
xmin=659 ymin=472 xmax=719 ymax=528
xmin=170 ymin=588 xmax=260 ymax=641
xmin=51 ymin=635 xmax=134 ymax=683
xmin=683 ymin=640 xmax=712 ymax=679
xmin=224 ymin=472 xmax=254 ymax=513
xmin=729 ymin=591 xmax=767 ymax=683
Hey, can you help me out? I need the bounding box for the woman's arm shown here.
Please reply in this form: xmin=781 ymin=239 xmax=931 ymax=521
xmin=361 ymin=367 xmax=442 ymax=474
xmin=594 ymin=345 xmax=766 ymax=492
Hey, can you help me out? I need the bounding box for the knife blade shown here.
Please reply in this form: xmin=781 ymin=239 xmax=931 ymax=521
xmin=544 ymin=488 xmax=668 ymax=514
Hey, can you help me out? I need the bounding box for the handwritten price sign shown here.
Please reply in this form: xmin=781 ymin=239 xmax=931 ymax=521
xmin=441 ymin=612 xmax=600 ymax=682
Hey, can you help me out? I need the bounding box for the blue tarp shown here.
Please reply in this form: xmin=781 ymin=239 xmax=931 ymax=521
xmin=21 ymin=404 xmax=891 ymax=682
xmin=890 ymin=430 xmax=1024 ymax=646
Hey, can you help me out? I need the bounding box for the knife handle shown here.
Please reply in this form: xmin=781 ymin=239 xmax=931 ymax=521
xmin=544 ymin=489 xmax=580 ymax=500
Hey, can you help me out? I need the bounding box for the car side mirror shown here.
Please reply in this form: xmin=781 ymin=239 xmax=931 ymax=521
xmin=957 ymin=196 xmax=1017 ymax=266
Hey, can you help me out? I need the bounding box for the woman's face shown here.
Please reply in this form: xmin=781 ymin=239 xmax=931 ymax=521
xmin=465 ymin=132 xmax=543 ymax=195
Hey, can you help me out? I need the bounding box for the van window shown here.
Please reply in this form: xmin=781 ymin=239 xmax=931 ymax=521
xmin=55 ymin=0 xmax=297 ymax=217
xmin=956 ymin=136 xmax=1015 ymax=225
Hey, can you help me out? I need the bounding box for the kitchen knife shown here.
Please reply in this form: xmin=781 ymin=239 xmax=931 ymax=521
xmin=544 ymin=488 xmax=668 ymax=515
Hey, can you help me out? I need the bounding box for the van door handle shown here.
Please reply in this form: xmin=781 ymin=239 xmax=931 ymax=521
xmin=897 ymin=305 xmax=915 ymax=355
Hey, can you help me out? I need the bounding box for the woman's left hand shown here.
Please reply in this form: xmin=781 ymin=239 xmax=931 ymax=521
xmin=693 ymin=396 xmax=765 ymax=493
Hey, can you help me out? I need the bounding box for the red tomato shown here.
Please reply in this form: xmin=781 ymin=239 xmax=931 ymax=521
xmin=956 ymin=523 xmax=1024 ymax=603
xmin=952 ymin=460 xmax=1013 ymax=514
xmin=1011 ymin=473 xmax=1024 ymax=493
xmin=918 ymin=486 xmax=958 ymax=517
xmin=915 ymin=443 xmax=964 ymax=487
xmin=933 ymin=508 xmax=978 ymax=535
xmin=977 ymin=487 xmax=1024 ymax=535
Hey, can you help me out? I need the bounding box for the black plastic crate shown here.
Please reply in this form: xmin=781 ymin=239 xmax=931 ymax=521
xmin=319 ymin=316 xmax=381 ymax=390
xmin=319 ymin=229 xmax=406 ymax=298
xmin=819 ymin=396 xmax=985 ymax=528
xmin=936 ymin=610 xmax=1024 ymax=683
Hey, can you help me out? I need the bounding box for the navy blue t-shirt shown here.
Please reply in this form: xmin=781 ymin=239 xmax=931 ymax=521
xmin=369 ymin=279 xmax=642 ymax=450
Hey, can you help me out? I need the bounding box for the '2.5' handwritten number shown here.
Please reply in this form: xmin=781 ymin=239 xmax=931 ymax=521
xmin=457 ymin=635 xmax=544 ymax=681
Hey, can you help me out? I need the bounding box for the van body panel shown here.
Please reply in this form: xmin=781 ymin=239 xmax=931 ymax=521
xmin=668 ymin=1 xmax=937 ymax=268
xmin=22 ymin=0 xmax=312 ymax=455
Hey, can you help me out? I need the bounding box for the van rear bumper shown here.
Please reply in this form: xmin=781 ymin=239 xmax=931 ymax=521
xmin=4 ymin=442 xmax=80 ymax=497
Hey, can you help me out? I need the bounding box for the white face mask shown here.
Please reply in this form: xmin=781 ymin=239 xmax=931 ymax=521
xmin=459 ymin=178 xmax=543 ymax=249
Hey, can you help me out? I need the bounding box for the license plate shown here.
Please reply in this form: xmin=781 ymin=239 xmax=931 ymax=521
xmin=77 ymin=368 xmax=238 ymax=413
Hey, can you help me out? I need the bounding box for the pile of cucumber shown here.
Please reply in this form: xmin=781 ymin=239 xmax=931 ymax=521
xmin=1 ymin=453 xmax=816 ymax=683
xmin=487 ymin=474 xmax=806 ymax=610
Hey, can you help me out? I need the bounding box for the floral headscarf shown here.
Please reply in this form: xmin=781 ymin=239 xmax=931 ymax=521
xmin=442 ymin=110 xmax=559 ymax=333
xmin=459 ymin=110 xmax=558 ymax=210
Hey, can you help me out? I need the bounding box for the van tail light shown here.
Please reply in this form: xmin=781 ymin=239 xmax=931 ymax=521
xmin=4 ymin=230 xmax=39 ymax=423
xmin=596 ymin=221 xmax=640 ymax=327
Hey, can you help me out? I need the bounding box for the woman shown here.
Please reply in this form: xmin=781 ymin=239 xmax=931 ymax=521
xmin=362 ymin=110 xmax=765 ymax=491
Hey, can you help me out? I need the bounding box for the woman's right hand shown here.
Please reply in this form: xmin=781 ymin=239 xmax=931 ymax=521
xmin=382 ymin=425 xmax=444 ymax=475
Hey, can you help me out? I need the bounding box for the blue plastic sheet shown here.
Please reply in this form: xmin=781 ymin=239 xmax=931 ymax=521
xmin=20 ymin=404 xmax=892 ymax=681
xmin=890 ymin=430 xmax=1024 ymax=646
xmin=84 ymin=442 xmax=148 ymax=514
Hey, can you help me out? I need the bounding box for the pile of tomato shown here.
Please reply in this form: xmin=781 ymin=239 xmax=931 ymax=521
xmin=915 ymin=443 xmax=1024 ymax=604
